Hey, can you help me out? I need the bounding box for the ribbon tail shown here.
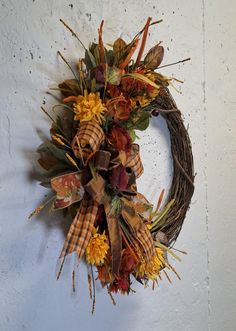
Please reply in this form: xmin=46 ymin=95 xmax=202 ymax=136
xmin=60 ymin=198 xmax=98 ymax=259
xmin=104 ymin=202 xmax=122 ymax=276
xmin=126 ymin=144 xmax=143 ymax=179
xmin=121 ymin=197 xmax=156 ymax=262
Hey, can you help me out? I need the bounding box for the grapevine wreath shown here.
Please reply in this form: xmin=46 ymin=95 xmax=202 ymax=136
xmin=30 ymin=17 xmax=194 ymax=310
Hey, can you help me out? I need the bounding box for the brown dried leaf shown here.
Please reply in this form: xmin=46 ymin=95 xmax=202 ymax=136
xmin=58 ymin=79 xmax=81 ymax=97
xmin=113 ymin=38 xmax=127 ymax=65
xmin=144 ymin=45 xmax=164 ymax=70
xmin=38 ymin=154 xmax=59 ymax=170
xmin=113 ymin=38 xmax=127 ymax=55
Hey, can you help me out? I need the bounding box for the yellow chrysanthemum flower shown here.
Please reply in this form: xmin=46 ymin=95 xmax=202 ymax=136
xmin=136 ymin=247 xmax=165 ymax=280
xmin=86 ymin=228 xmax=109 ymax=266
xmin=73 ymin=91 xmax=107 ymax=123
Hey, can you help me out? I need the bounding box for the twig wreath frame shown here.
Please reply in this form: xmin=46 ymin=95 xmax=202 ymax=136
xmin=30 ymin=17 xmax=194 ymax=310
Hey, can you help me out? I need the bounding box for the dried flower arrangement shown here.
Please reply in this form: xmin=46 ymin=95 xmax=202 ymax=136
xmin=30 ymin=17 xmax=194 ymax=311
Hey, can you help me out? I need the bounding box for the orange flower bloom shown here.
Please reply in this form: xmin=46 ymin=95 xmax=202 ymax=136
xmin=97 ymin=264 xmax=114 ymax=285
xmin=106 ymin=96 xmax=131 ymax=121
xmin=108 ymin=125 xmax=132 ymax=154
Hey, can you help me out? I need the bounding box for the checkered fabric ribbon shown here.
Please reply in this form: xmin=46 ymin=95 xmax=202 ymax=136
xmin=51 ymin=127 xmax=153 ymax=271
xmin=60 ymin=198 xmax=99 ymax=258
xmin=136 ymin=226 xmax=156 ymax=261
xmin=126 ymin=144 xmax=143 ymax=179
xmin=121 ymin=198 xmax=156 ymax=262
xmin=72 ymin=121 xmax=105 ymax=159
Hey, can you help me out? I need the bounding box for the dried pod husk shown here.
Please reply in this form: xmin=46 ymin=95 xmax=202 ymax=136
xmin=154 ymin=231 xmax=169 ymax=246
xmin=144 ymin=44 xmax=164 ymax=70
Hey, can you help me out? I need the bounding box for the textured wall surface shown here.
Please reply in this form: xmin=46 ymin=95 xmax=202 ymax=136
xmin=0 ymin=1 xmax=235 ymax=330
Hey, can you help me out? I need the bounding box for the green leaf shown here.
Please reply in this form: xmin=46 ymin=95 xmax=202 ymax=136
xmin=131 ymin=110 xmax=150 ymax=131
xmin=110 ymin=196 xmax=122 ymax=216
xmin=151 ymin=199 xmax=175 ymax=231
xmin=129 ymin=128 xmax=136 ymax=142
xmin=154 ymin=242 xmax=181 ymax=262
xmin=88 ymin=161 xmax=97 ymax=180
xmin=39 ymin=181 xmax=51 ymax=188
xmin=105 ymin=49 xmax=114 ymax=66
xmin=102 ymin=115 xmax=113 ymax=132
xmin=44 ymin=163 xmax=71 ymax=178
xmin=38 ymin=141 xmax=69 ymax=164
xmin=107 ymin=66 xmax=122 ymax=85
xmin=90 ymin=78 xmax=96 ymax=92
xmin=128 ymin=128 xmax=139 ymax=142
xmin=89 ymin=42 xmax=98 ymax=54
xmin=56 ymin=116 xmax=64 ymax=132
xmin=84 ymin=49 xmax=96 ymax=70
xmin=93 ymin=45 xmax=101 ymax=65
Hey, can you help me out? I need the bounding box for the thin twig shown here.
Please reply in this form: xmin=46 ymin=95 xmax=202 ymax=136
xmin=133 ymin=19 xmax=163 ymax=41
xmin=59 ymin=19 xmax=86 ymax=50
xmin=107 ymin=287 xmax=116 ymax=306
xmin=72 ymin=270 xmax=76 ymax=292
xmin=88 ymin=272 xmax=92 ymax=299
xmin=57 ymin=256 xmax=66 ymax=280
xmin=173 ymin=154 xmax=194 ymax=187
xmin=91 ymin=266 xmax=96 ymax=314
xmin=157 ymin=57 xmax=191 ymax=70
xmin=57 ymin=51 xmax=79 ymax=83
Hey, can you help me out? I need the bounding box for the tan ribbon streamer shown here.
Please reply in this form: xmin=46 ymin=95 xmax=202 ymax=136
xmin=104 ymin=200 xmax=122 ymax=276
xmin=94 ymin=150 xmax=111 ymax=170
xmin=126 ymin=144 xmax=144 ymax=179
xmin=84 ymin=174 xmax=105 ymax=204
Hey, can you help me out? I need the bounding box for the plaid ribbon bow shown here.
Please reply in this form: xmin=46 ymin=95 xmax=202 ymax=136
xmin=51 ymin=121 xmax=156 ymax=275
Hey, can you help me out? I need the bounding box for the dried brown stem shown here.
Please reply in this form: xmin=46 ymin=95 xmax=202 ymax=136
xmin=157 ymin=57 xmax=191 ymax=70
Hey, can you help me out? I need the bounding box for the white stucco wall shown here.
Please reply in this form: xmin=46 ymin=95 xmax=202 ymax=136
xmin=0 ymin=1 xmax=235 ymax=330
